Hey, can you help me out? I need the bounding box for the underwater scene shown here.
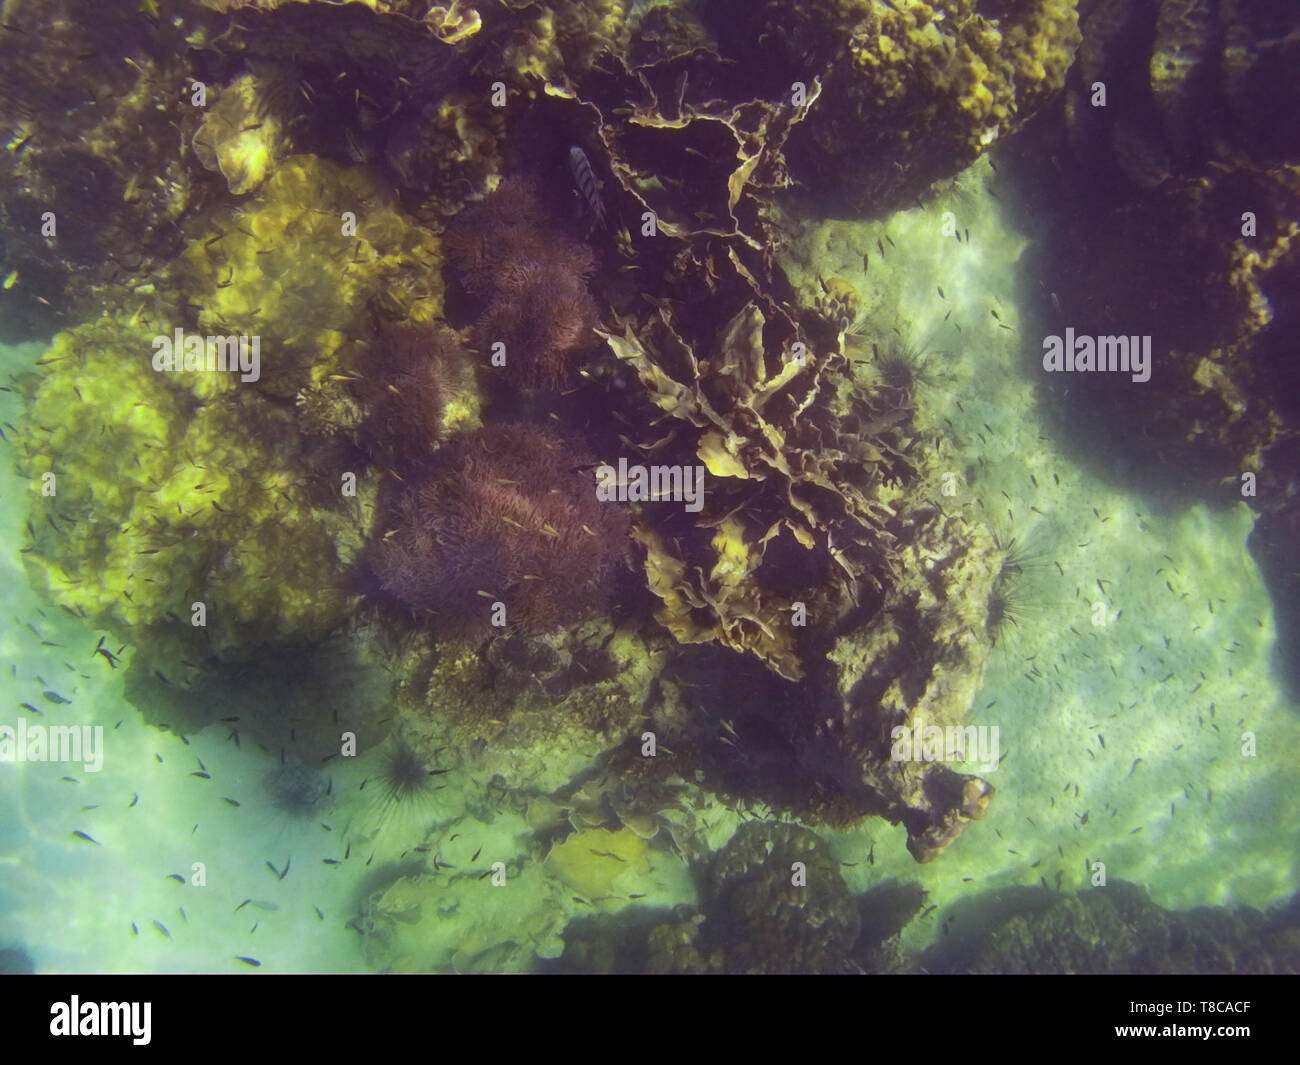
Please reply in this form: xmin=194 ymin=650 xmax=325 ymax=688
xmin=1 ymin=0 xmax=1298 ymax=980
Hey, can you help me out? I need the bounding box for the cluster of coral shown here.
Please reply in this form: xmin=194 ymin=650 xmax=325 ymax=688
xmin=1 ymin=0 xmax=1047 ymax=876
xmin=5 ymin=0 xmax=1296 ymax=974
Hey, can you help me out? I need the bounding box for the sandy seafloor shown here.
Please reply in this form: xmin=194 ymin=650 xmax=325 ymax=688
xmin=1 ymin=156 xmax=1297 ymax=972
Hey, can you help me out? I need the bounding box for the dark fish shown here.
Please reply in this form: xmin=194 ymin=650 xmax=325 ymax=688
xmin=153 ymin=920 xmax=172 ymax=941
xmin=235 ymin=955 xmax=261 ymax=967
xmin=73 ymin=830 xmax=101 ymax=845
xmin=42 ymin=690 xmax=71 ymax=704
xmin=568 ymin=146 xmax=606 ymax=229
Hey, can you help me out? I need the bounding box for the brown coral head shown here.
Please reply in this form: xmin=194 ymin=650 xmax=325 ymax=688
xmin=478 ymin=275 xmax=599 ymax=388
xmin=355 ymin=325 xmax=463 ymax=469
xmin=442 ymin=176 xmax=548 ymax=289
xmin=444 ymin=177 xmax=600 ymax=388
xmin=369 ymin=423 xmax=628 ymax=641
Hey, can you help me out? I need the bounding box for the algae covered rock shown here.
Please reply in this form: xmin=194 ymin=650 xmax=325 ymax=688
xmin=558 ymin=821 xmax=863 ymax=973
xmin=699 ymin=821 xmax=862 ymax=973
xmin=360 ymin=862 xmax=567 ymax=973
xmin=177 ymin=154 xmax=443 ymax=402
xmin=809 ymin=509 xmax=1001 ymax=861
xmin=925 ymin=882 xmax=1300 ymax=974
xmin=701 ymin=0 xmax=1082 ymax=214
xmin=13 ymin=314 xmax=356 ymax=672
xmin=0 ymin=0 xmax=204 ymax=340
xmin=191 ymin=68 xmax=289 ymax=196
xmin=1017 ymin=0 xmax=1299 ymax=508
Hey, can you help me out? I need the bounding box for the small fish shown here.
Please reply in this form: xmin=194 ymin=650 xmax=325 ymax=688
xmin=568 ymin=145 xmax=607 ymax=229
xmin=234 ymin=955 xmax=261 ymax=967
xmin=42 ymin=690 xmax=71 ymax=704
xmin=153 ymin=920 xmax=172 ymax=941
xmin=73 ymin=830 xmax=101 ymax=845
xmin=166 ymin=874 xmax=184 ymax=884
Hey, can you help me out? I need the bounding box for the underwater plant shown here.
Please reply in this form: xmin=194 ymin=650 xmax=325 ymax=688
xmin=369 ymin=423 xmax=628 ymax=640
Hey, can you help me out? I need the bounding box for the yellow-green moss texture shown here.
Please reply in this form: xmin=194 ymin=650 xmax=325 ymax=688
xmin=15 ymin=315 xmax=353 ymax=662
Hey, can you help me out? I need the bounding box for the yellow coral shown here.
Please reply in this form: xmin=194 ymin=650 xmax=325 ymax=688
xmin=14 ymin=314 xmax=355 ymax=665
xmin=547 ymin=827 xmax=650 ymax=899
xmin=179 ymin=155 xmax=442 ymax=401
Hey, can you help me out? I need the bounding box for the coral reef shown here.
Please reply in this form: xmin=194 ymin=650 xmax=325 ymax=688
xmin=701 ymin=0 xmax=1082 ymax=215
xmin=369 ymin=423 xmax=629 ymax=640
